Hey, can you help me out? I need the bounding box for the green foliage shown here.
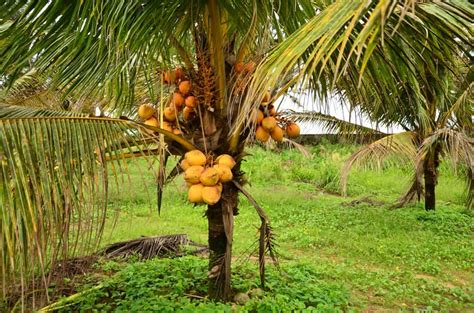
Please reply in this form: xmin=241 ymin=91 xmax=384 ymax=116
xmin=57 ymin=256 xmax=350 ymax=312
xmin=81 ymin=144 xmax=473 ymax=311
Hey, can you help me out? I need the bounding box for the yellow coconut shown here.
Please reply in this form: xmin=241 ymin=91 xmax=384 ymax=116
xmin=144 ymin=117 xmax=159 ymax=128
xmin=138 ymin=104 xmax=155 ymax=120
xmin=216 ymin=154 xmax=236 ymax=169
xmin=185 ymin=96 xmax=197 ymax=108
xmin=188 ymin=183 xmax=204 ymax=204
xmin=183 ymin=106 xmax=194 ymax=121
xmin=164 ymin=106 xmax=176 ymax=122
xmin=214 ymin=164 xmax=233 ymax=182
xmin=286 ymin=123 xmax=301 ymax=138
xmin=179 ymin=80 xmax=192 ymax=95
xmin=254 ymin=109 xmax=264 ymax=124
xmin=161 ymin=121 xmax=173 ymax=132
xmin=270 ymin=126 xmax=284 ymax=142
xmin=180 ymin=159 xmax=190 ymax=171
xmin=202 ymin=186 xmax=221 ymax=205
xmin=185 ymin=150 xmax=207 ymax=166
xmin=255 ymin=126 xmax=270 ymax=142
xmin=261 ymin=116 xmax=277 ymax=131
xmin=184 ymin=166 xmax=204 ymax=184
xmin=200 ymin=167 xmax=220 ymax=186
xmin=172 ymin=92 xmax=185 ymax=108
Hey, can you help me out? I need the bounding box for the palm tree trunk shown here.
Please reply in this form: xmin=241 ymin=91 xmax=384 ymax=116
xmin=206 ymin=178 xmax=238 ymax=300
xmin=424 ymin=147 xmax=440 ymax=211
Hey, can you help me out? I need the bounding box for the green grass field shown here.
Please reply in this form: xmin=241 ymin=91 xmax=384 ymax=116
xmin=67 ymin=143 xmax=472 ymax=312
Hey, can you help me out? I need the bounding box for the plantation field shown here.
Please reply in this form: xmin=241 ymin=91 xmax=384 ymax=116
xmin=70 ymin=143 xmax=472 ymax=312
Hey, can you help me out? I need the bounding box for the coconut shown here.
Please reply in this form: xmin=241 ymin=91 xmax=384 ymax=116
xmin=180 ymin=159 xmax=190 ymax=171
xmin=161 ymin=121 xmax=173 ymax=132
xmin=216 ymin=154 xmax=236 ymax=169
xmin=244 ymin=61 xmax=256 ymax=73
xmin=188 ymin=183 xmax=204 ymax=204
xmin=202 ymin=186 xmax=221 ymax=205
xmin=183 ymin=106 xmax=194 ymax=121
xmin=138 ymin=103 xmax=155 ymax=120
xmin=254 ymin=109 xmax=264 ymax=124
xmin=286 ymin=123 xmax=300 ymax=138
xmin=184 ymin=166 xmax=204 ymax=184
xmin=174 ymin=68 xmax=185 ymax=82
xmin=216 ymin=182 xmax=223 ymax=193
xmin=144 ymin=117 xmax=159 ymax=128
xmin=214 ymin=164 xmax=233 ymax=182
xmin=255 ymin=126 xmax=270 ymax=142
xmin=185 ymin=96 xmax=197 ymax=108
xmin=178 ymin=80 xmax=192 ymax=95
xmin=172 ymin=92 xmax=185 ymax=108
xmin=164 ymin=106 xmax=176 ymax=122
xmin=173 ymin=128 xmax=182 ymax=135
xmin=200 ymin=167 xmax=220 ymax=186
xmin=268 ymin=105 xmax=276 ymax=116
xmin=262 ymin=91 xmax=271 ymax=103
xmin=234 ymin=62 xmax=244 ymax=73
xmin=270 ymin=126 xmax=284 ymax=142
xmin=261 ymin=116 xmax=277 ymax=131
xmin=185 ymin=150 xmax=207 ymax=166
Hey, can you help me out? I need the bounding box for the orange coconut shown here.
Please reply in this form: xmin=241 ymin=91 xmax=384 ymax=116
xmin=215 ymin=154 xmax=236 ymax=169
xmin=244 ymin=61 xmax=256 ymax=73
xmin=173 ymin=128 xmax=182 ymax=135
xmin=185 ymin=150 xmax=207 ymax=166
xmin=234 ymin=62 xmax=244 ymax=73
xmin=202 ymin=186 xmax=221 ymax=205
xmin=214 ymin=164 xmax=233 ymax=182
xmin=144 ymin=117 xmax=159 ymax=128
xmin=255 ymin=126 xmax=270 ymax=142
xmin=161 ymin=121 xmax=173 ymax=132
xmin=183 ymin=106 xmax=194 ymax=121
xmin=164 ymin=106 xmax=176 ymax=122
xmin=270 ymin=126 xmax=284 ymax=142
xmin=184 ymin=166 xmax=204 ymax=184
xmin=185 ymin=96 xmax=197 ymax=108
xmin=261 ymin=116 xmax=277 ymax=131
xmin=138 ymin=103 xmax=155 ymax=120
xmin=188 ymin=183 xmax=204 ymax=204
xmin=286 ymin=123 xmax=301 ymax=138
xmin=172 ymin=92 xmax=185 ymax=108
xmin=200 ymin=167 xmax=220 ymax=186
xmin=180 ymin=159 xmax=190 ymax=171
xmin=178 ymin=80 xmax=192 ymax=95
xmin=254 ymin=109 xmax=264 ymax=124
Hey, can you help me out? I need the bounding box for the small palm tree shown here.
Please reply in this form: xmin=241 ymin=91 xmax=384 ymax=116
xmin=0 ymin=0 xmax=471 ymax=307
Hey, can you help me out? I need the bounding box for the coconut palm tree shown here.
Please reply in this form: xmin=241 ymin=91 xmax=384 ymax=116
xmin=0 ymin=0 xmax=471 ymax=307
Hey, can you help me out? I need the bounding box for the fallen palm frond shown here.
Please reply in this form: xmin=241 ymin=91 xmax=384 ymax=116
xmin=101 ymin=234 xmax=207 ymax=259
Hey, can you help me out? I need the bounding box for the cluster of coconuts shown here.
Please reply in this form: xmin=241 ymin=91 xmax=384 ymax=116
xmin=254 ymin=94 xmax=301 ymax=143
xmin=181 ymin=150 xmax=236 ymax=205
xmin=136 ymin=68 xmax=199 ymax=134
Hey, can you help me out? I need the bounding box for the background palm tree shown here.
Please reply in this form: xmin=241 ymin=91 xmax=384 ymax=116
xmin=0 ymin=0 xmax=471 ymax=306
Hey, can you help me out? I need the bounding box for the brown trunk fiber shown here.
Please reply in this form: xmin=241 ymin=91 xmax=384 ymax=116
xmin=424 ymin=148 xmax=440 ymax=211
xmin=206 ymin=182 xmax=238 ymax=301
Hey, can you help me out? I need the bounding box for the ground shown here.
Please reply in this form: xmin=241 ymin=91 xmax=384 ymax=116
xmin=54 ymin=143 xmax=473 ymax=311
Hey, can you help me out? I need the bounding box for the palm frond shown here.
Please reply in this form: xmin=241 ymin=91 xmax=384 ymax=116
xmin=287 ymin=110 xmax=385 ymax=135
xmin=341 ymin=131 xmax=417 ymax=196
xmin=0 ymin=113 xmax=196 ymax=301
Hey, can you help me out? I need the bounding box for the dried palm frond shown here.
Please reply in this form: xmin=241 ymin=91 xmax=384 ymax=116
xmin=101 ymin=234 xmax=207 ymax=260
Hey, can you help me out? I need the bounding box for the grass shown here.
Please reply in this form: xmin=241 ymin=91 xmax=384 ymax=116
xmin=67 ymin=143 xmax=473 ymax=311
